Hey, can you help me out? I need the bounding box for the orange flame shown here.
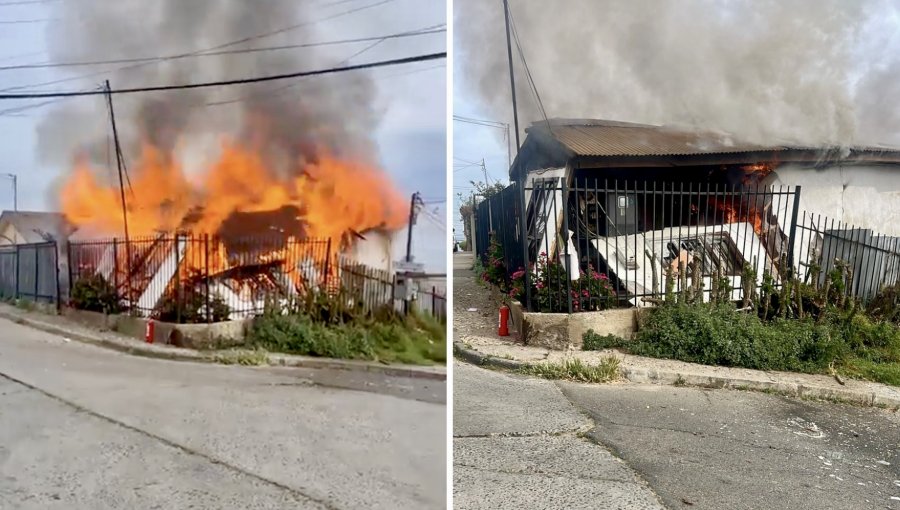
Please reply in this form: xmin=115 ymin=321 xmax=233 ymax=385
xmin=739 ymin=162 xmax=775 ymax=185
xmin=60 ymin=139 xmax=408 ymax=247
xmin=707 ymin=197 xmax=764 ymax=235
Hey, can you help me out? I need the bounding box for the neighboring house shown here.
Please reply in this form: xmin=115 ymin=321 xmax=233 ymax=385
xmin=0 ymin=211 xmax=74 ymax=246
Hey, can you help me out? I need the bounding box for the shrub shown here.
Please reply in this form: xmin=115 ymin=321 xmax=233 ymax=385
xmin=582 ymin=331 xmax=627 ymax=351
xmin=482 ymin=235 xmax=507 ymax=288
xmin=156 ymin=291 xmax=230 ymax=324
xmin=632 ymin=303 xmax=846 ymax=372
xmin=70 ymin=274 xmax=121 ymax=314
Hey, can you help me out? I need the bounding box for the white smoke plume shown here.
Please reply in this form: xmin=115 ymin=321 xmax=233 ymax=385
xmin=454 ymin=0 xmax=900 ymax=148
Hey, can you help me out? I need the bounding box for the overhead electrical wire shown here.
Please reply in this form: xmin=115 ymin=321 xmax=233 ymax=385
xmin=0 ymin=26 xmax=444 ymax=72
xmin=507 ymin=1 xmax=552 ymax=133
xmin=0 ymin=0 xmax=397 ymax=92
xmin=0 ymin=52 xmax=446 ymax=99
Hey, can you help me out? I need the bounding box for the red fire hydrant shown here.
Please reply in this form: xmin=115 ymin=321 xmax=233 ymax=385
xmin=498 ymin=304 xmax=510 ymax=337
xmin=145 ymin=320 xmax=155 ymax=344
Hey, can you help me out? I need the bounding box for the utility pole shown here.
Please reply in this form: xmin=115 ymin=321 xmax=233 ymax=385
xmin=2 ymin=173 xmax=16 ymax=211
xmin=502 ymin=0 xmax=521 ymax=152
xmin=403 ymin=191 xmax=422 ymax=315
xmin=503 ymin=0 xmax=531 ymax=309
xmin=104 ymin=80 xmax=132 ymax=307
xmin=405 ymin=191 xmax=421 ymax=263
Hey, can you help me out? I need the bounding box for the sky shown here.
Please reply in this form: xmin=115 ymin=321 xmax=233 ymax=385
xmin=0 ymin=0 xmax=447 ymax=272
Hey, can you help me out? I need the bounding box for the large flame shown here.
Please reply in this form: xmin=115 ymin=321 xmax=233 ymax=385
xmin=60 ymin=140 xmax=408 ymax=245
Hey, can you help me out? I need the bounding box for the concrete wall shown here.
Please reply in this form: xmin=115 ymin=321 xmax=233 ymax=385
xmin=522 ymin=308 xmax=637 ymax=350
xmin=62 ymin=308 xmax=251 ymax=350
xmin=770 ymin=164 xmax=900 ymax=235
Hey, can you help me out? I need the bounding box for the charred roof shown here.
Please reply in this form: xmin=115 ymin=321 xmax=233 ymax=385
xmin=510 ymin=119 xmax=900 ymax=178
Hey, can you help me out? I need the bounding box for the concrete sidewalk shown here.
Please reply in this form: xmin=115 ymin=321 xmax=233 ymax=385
xmin=0 ymin=303 xmax=446 ymax=381
xmin=454 ymin=336 xmax=900 ymax=409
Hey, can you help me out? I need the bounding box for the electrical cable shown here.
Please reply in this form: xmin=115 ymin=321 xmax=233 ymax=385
xmin=0 ymin=52 xmax=446 ymax=99
xmin=0 ymin=26 xmax=444 ymax=72
xmin=0 ymin=0 xmax=396 ymax=92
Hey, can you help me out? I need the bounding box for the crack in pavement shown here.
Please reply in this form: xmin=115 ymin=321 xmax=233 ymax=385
xmin=0 ymin=370 xmax=339 ymax=510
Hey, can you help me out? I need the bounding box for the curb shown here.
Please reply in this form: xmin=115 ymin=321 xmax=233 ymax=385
xmin=453 ymin=342 xmax=900 ymax=410
xmin=0 ymin=310 xmax=446 ymax=382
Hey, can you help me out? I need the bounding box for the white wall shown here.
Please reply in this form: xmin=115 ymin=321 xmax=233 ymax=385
xmin=770 ymin=164 xmax=900 ymax=235
xmin=349 ymin=231 xmax=393 ymax=272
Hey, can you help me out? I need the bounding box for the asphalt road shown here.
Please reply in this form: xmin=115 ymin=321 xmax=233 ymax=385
xmin=0 ymin=318 xmax=446 ymax=510
xmin=454 ymin=360 xmax=900 ymax=510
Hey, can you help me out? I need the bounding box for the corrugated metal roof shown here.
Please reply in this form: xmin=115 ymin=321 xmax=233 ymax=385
xmin=528 ymin=119 xmax=900 ymax=158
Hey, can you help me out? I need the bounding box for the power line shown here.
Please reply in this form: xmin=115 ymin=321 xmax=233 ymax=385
xmin=453 ymin=115 xmax=507 ymax=128
xmin=0 ymin=0 xmax=58 ymax=5
xmin=0 ymin=26 xmax=444 ymax=72
xmin=0 ymin=18 xmax=56 ymax=24
xmin=508 ymin=4 xmax=552 ymax=133
xmin=0 ymin=52 xmax=446 ymax=100
xmin=0 ymin=0 xmax=396 ymax=93
xmin=0 ymin=62 xmax=444 ymax=117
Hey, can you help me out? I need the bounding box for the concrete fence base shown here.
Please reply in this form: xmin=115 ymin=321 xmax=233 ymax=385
xmin=62 ymin=308 xmax=252 ymax=350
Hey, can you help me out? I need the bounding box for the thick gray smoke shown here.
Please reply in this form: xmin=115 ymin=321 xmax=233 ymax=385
xmin=37 ymin=0 xmax=381 ymax=178
xmin=455 ymin=0 xmax=900 ymax=147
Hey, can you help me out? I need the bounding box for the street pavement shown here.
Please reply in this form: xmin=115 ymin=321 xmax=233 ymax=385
xmin=453 ymin=362 xmax=666 ymax=510
xmin=454 ymin=360 xmax=900 ymax=510
xmin=0 ymin=318 xmax=446 ymax=510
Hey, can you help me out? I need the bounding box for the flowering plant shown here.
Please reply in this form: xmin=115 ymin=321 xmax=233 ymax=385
xmin=509 ymin=253 xmax=615 ymax=312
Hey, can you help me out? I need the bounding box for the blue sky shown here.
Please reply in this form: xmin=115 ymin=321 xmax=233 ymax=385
xmin=0 ymin=0 xmax=446 ymax=271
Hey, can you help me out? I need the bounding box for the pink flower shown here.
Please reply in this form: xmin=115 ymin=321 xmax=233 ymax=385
xmin=536 ymin=281 xmax=545 ymax=290
xmin=511 ymin=269 xmax=526 ymax=279
xmin=582 ymin=289 xmax=589 ymax=297
xmin=599 ymin=273 xmax=609 ymax=280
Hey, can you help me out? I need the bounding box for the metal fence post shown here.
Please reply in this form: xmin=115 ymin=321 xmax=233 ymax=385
xmin=13 ymin=245 xmax=18 ymax=300
xmin=53 ymin=243 xmax=61 ymax=311
xmin=787 ymin=186 xmax=802 ymax=270
xmin=174 ymin=236 xmax=181 ymax=323
xmin=324 ymin=238 xmax=332 ymax=290
xmin=66 ymin=240 xmax=73 ymax=304
xmin=561 ymin=178 xmax=573 ymax=313
xmin=519 ymin=179 xmax=531 ymax=311
xmin=33 ymin=244 xmax=39 ymax=301
xmin=204 ymin=234 xmax=210 ymax=323
xmin=112 ymin=238 xmax=119 ymax=292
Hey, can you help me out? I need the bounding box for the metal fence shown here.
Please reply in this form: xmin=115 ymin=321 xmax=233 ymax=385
xmin=0 ymin=242 xmax=59 ymax=304
xmin=475 ymin=182 xmax=524 ymax=277
xmin=794 ymin=212 xmax=900 ymax=303
xmin=477 ymin=178 xmax=802 ymax=312
xmin=67 ymin=234 xmax=446 ymax=323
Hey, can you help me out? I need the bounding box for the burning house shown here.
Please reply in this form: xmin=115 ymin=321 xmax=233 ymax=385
xmin=481 ymin=119 xmax=900 ymax=309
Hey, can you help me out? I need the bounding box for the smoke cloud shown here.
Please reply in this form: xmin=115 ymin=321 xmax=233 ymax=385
xmin=454 ymin=0 xmax=900 ymax=147
xmin=37 ymin=0 xmax=382 ymax=178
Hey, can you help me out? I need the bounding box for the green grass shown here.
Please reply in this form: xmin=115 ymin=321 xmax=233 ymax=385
xmin=624 ymin=303 xmax=900 ymax=387
xmin=247 ymin=311 xmax=446 ymax=366
xmin=519 ymin=357 xmax=620 ymax=383
xmin=214 ymin=348 xmax=269 ymax=366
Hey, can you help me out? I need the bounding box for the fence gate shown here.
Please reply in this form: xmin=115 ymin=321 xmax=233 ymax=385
xmin=0 ymin=242 xmax=59 ymax=304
